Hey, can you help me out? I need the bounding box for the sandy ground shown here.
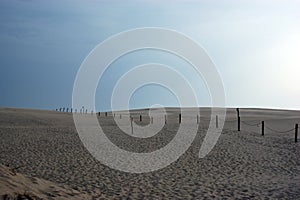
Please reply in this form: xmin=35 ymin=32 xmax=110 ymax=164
xmin=0 ymin=107 xmax=299 ymax=199
xmin=0 ymin=164 xmax=92 ymax=199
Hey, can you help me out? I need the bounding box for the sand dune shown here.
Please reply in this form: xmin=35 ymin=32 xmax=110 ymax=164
xmin=0 ymin=107 xmax=299 ymax=199
xmin=0 ymin=164 xmax=92 ymax=199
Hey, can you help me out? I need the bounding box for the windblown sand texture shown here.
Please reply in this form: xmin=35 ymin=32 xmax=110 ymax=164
xmin=0 ymin=107 xmax=299 ymax=199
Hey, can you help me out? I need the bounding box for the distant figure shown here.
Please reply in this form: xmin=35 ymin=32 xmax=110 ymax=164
xmin=59 ymin=108 xmax=62 ymax=112
xmin=63 ymin=107 xmax=65 ymax=112
xmin=85 ymin=109 xmax=88 ymax=114
xmin=66 ymin=108 xmax=69 ymax=112
xmin=71 ymin=108 xmax=73 ymax=113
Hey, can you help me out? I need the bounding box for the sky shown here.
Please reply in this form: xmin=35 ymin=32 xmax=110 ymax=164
xmin=0 ymin=0 xmax=300 ymax=111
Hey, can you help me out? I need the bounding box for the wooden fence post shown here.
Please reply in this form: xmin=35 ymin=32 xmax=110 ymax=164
xmin=295 ymin=124 xmax=298 ymax=143
xmin=130 ymin=117 xmax=133 ymax=134
xmin=216 ymin=115 xmax=218 ymax=128
xmin=238 ymin=116 xmax=240 ymax=131
xmin=262 ymin=121 xmax=264 ymax=136
xmin=140 ymin=115 xmax=142 ymax=122
xmin=165 ymin=115 xmax=167 ymax=124
xmin=98 ymin=112 xmax=100 ymax=116
xmin=179 ymin=114 xmax=181 ymax=124
xmin=105 ymin=112 xmax=107 ymax=117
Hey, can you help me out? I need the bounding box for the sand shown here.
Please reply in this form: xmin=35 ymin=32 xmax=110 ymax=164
xmin=0 ymin=164 xmax=92 ymax=199
xmin=0 ymin=107 xmax=299 ymax=199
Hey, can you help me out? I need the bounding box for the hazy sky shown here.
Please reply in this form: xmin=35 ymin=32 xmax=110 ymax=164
xmin=0 ymin=0 xmax=299 ymax=111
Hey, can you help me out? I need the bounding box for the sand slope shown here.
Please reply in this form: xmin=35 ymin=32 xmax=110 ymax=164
xmin=0 ymin=107 xmax=299 ymax=199
xmin=0 ymin=164 xmax=92 ymax=199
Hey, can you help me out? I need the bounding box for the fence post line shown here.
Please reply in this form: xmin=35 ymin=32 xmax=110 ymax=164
xmin=179 ymin=114 xmax=181 ymax=124
xmin=216 ymin=115 xmax=218 ymax=128
xmin=238 ymin=116 xmax=241 ymax=131
xmin=295 ymin=124 xmax=298 ymax=143
xmin=262 ymin=121 xmax=264 ymax=136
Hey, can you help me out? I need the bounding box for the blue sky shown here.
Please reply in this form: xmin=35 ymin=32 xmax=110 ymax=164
xmin=0 ymin=0 xmax=300 ymax=111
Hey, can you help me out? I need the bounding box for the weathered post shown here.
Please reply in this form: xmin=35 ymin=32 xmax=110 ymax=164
xmin=238 ymin=116 xmax=241 ymax=131
xmin=140 ymin=115 xmax=142 ymax=122
xmin=165 ymin=115 xmax=167 ymax=124
xmin=130 ymin=117 xmax=133 ymax=134
xmin=236 ymin=108 xmax=240 ymax=119
xmin=295 ymin=124 xmax=298 ymax=143
xmin=179 ymin=114 xmax=181 ymax=124
xmin=262 ymin=121 xmax=264 ymax=136
xmin=105 ymin=112 xmax=107 ymax=117
xmin=216 ymin=115 xmax=219 ymax=128
xmin=98 ymin=112 xmax=100 ymax=116
xmin=151 ymin=117 xmax=153 ymax=124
